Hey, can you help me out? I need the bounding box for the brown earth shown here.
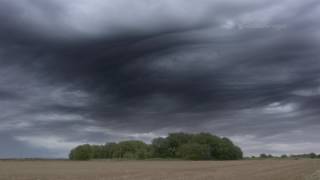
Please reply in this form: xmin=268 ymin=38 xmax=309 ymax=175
xmin=0 ymin=159 xmax=319 ymax=180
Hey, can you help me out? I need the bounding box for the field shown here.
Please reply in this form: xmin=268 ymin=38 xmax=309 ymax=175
xmin=0 ymin=159 xmax=320 ymax=180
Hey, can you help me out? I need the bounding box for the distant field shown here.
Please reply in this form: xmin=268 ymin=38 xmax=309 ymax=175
xmin=0 ymin=159 xmax=319 ymax=180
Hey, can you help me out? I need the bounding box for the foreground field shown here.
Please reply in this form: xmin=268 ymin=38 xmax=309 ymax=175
xmin=0 ymin=159 xmax=320 ymax=180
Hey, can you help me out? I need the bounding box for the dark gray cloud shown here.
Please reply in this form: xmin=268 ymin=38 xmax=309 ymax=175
xmin=0 ymin=0 xmax=320 ymax=157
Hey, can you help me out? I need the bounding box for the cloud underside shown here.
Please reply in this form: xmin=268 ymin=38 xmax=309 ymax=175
xmin=0 ymin=0 xmax=320 ymax=157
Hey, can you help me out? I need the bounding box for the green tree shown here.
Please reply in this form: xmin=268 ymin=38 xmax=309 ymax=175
xmin=69 ymin=144 xmax=92 ymax=160
xmin=166 ymin=132 xmax=193 ymax=157
xmin=69 ymin=132 xmax=243 ymax=161
xmin=116 ymin=140 xmax=151 ymax=159
xmin=177 ymin=143 xmax=210 ymax=160
xmin=151 ymin=137 xmax=171 ymax=158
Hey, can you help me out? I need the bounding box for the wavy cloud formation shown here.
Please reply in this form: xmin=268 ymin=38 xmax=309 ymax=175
xmin=0 ymin=0 xmax=319 ymax=157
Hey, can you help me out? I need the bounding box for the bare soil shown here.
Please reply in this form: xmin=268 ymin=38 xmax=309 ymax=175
xmin=0 ymin=159 xmax=319 ymax=180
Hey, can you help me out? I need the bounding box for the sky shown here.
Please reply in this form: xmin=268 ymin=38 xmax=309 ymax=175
xmin=0 ymin=0 xmax=319 ymax=158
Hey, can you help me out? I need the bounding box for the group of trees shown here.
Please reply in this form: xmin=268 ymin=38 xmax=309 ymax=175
xmin=258 ymin=154 xmax=274 ymax=159
xmin=69 ymin=132 xmax=243 ymax=161
xmin=248 ymin=153 xmax=320 ymax=159
xmin=283 ymin=153 xmax=320 ymax=159
xmin=69 ymin=141 xmax=152 ymax=160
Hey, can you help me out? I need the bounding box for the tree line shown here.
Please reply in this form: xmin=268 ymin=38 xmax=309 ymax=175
xmin=251 ymin=153 xmax=320 ymax=159
xmin=69 ymin=132 xmax=243 ymax=160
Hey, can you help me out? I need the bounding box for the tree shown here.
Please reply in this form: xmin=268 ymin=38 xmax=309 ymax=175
xmin=151 ymin=137 xmax=171 ymax=158
xmin=177 ymin=143 xmax=210 ymax=160
xmin=115 ymin=140 xmax=151 ymax=159
xmin=310 ymin=153 xmax=317 ymax=159
xmin=91 ymin=145 xmax=105 ymax=159
xmin=166 ymin=133 xmax=193 ymax=157
xmin=69 ymin=132 xmax=243 ymax=161
xmin=211 ymin=140 xmax=240 ymax=160
xmin=69 ymin=144 xmax=92 ymax=160
xmin=190 ymin=133 xmax=221 ymax=159
xmin=260 ymin=154 xmax=268 ymax=158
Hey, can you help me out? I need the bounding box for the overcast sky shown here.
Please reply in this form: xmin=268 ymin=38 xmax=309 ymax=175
xmin=0 ymin=0 xmax=319 ymax=158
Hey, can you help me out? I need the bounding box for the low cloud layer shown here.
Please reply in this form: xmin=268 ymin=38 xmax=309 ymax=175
xmin=0 ymin=0 xmax=320 ymax=158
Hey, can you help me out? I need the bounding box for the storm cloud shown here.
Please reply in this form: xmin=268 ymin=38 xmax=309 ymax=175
xmin=0 ymin=0 xmax=320 ymax=158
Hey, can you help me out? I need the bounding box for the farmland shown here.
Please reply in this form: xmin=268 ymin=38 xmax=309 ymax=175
xmin=0 ymin=159 xmax=319 ymax=180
